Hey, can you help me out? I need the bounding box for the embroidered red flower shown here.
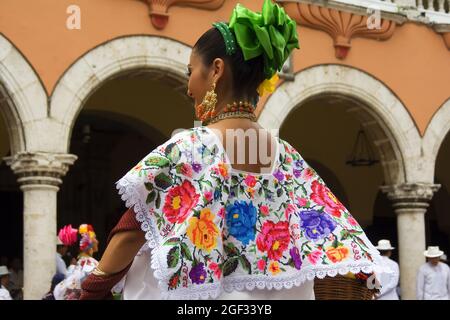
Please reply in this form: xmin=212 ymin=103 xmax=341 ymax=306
xmin=256 ymin=221 xmax=290 ymax=261
xmin=257 ymin=259 xmax=266 ymax=271
xmin=163 ymin=180 xmax=200 ymax=223
xmin=310 ymin=180 xmax=345 ymax=218
xmin=244 ymin=174 xmax=257 ymax=188
xmin=260 ymin=205 xmax=270 ymax=216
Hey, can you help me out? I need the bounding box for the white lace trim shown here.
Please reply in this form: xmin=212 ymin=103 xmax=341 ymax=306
xmin=116 ymin=175 xmax=389 ymax=300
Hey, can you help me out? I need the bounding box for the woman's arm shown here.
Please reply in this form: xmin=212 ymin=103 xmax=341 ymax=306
xmin=80 ymin=208 xmax=145 ymax=299
xmin=96 ymin=228 xmax=146 ymax=275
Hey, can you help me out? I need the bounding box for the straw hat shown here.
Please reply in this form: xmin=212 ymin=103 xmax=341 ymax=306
xmin=375 ymin=239 xmax=395 ymax=251
xmin=424 ymin=246 xmax=444 ymax=258
xmin=0 ymin=266 xmax=10 ymax=276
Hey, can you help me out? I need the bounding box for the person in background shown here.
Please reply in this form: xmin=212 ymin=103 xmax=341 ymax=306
xmin=56 ymin=224 xmax=79 ymax=277
xmin=374 ymin=239 xmax=400 ymax=300
xmin=8 ymin=257 xmax=23 ymax=299
xmin=54 ymin=224 xmax=99 ymax=300
xmin=417 ymin=246 xmax=450 ymax=300
xmin=42 ymin=273 xmax=66 ymax=300
xmin=440 ymin=253 xmax=448 ymax=265
xmin=0 ymin=265 xmax=12 ymax=300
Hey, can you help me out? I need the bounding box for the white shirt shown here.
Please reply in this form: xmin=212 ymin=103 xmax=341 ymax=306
xmin=122 ymin=247 xmax=315 ymax=300
xmin=376 ymin=256 xmax=399 ymax=300
xmin=56 ymin=253 xmax=67 ymax=276
xmin=0 ymin=285 xmax=12 ymax=300
xmin=416 ymin=262 xmax=450 ymax=300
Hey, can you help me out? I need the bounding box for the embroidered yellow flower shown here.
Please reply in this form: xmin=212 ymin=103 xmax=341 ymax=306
xmin=257 ymin=73 xmax=279 ymax=96
xmin=187 ymin=208 xmax=219 ymax=252
xmin=268 ymin=261 xmax=281 ymax=275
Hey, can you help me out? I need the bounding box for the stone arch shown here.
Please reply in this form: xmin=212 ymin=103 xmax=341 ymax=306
xmin=258 ymin=64 xmax=422 ymax=185
xmin=50 ymin=35 xmax=191 ymax=153
xmin=423 ymin=97 xmax=450 ymax=179
xmin=0 ymin=34 xmax=48 ymax=155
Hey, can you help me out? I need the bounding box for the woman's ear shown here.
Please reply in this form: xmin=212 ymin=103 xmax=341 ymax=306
xmin=212 ymin=58 xmax=225 ymax=82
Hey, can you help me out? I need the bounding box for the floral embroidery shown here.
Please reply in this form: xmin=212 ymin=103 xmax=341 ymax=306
xmin=256 ymin=220 xmax=290 ymax=261
xmin=225 ymin=200 xmax=257 ymax=245
xmin=186 ymin=208 xmax=219 ymax=252
xmin=116 ymin=126 xmax=382 ymax=299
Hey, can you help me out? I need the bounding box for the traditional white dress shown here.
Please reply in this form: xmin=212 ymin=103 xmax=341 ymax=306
xmin=116 ymin=126 xmax=385 ymax=299
xmin=54 ymin=256 xmax=98 ymax=300
xmin=56 ymin=253 xmax=68 ymax=276
xmin=0 ymin=285 xmax=12 ymax=300
xmin=376 ymin=256 xmax=399 ymax=300
xmin=416 ymin=262 xmax=450 ymax=300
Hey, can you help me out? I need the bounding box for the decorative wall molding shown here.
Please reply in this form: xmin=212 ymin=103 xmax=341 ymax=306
xmin=282 ymin=1 xmax=398 ymax=59
xmin=142 ymin=0 xmax=225 ymax=30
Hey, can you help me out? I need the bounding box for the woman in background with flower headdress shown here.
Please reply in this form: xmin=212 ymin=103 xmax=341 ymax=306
xmin=54 ymin=224 xmax=99 ymax=300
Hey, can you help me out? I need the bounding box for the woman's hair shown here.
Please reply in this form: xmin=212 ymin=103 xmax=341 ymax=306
xmin=193 ymin=27 xmax=266 ymax=105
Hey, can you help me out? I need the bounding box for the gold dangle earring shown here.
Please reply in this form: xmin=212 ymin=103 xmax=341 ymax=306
xmin=196 ymin=81 xmax=218 ymax=123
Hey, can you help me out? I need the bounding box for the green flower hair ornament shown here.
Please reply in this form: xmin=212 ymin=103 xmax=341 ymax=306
xmin=228 ymin=0 xmax=300 ymax=79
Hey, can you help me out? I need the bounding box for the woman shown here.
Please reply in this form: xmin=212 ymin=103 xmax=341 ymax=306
xmin=81 ymin=0 xmax=383 ymax=300
xmin=54 ymin=224 xmax=99 ymax=300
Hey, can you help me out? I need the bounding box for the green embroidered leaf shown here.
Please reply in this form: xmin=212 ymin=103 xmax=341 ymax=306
xmin=277 ymin=188 xmax=283 ymax=197
xmin=180 ymin=242 xmax=193 ymax=262
xmin=144 ymin=182 xmax=154 ymax=191
xmin=167 ymin=246 xmax=180 ymax=268
xmin=146 ymin=191 xmax=156 ymax=204
xmin=239 ymin=255 xmax=252 ymax=274
xmin=222 ymin=257 xmax=239 ymax=276
xmin=154 ymin=172 xmax=173 ymax=190
xmin=224 ymin=243 xmax=239 ymax=257
xmin=145 ymin=156 xmax=170 ymax=168
xmin=165 ymin=143 xmax=181 ymax=163
xmin=155 ymin=192 xmax=161 ymax=209
xmin=163 ymin=237 xmax=180 ymax=246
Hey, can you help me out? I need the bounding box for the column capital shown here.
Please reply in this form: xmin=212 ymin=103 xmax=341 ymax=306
xmin=380 ymin=183 xmax=440 ymax=210
xmin=4 ymin=152 xmax=77 ymax=188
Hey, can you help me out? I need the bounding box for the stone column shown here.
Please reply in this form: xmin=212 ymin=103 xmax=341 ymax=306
xmin=5 ymin=152 xmax=77 ymax=300
xmin=381 ymin=183 xmax=440 ymax=300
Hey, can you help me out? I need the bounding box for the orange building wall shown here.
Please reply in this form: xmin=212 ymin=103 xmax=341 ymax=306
xmin=0 ymin=0 xmax=449 ymax=135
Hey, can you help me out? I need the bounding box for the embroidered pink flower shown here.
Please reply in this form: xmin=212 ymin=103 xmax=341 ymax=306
xmin=307 ymin=250 xmax=322 ymax=265
xmin=257 ymin=259 xmax=266 ymax=271
xmin=204 ymin=190 xmax=213 ymax=202
xmin=303 ymin=168 xmax=315 ymax=180
xmin=348 ymin=216 xmax=358 ymax=226
xmin=244 ymin=175 xmax=257 ymax=188
xmin=310 ymin=180 xmax=345 ymax=218
xmin=180 ymin=163 xmax=193 ymax=178
xmin=209 ymin=262 xmax=222 ymax=279
xmin=260 ymin=205 xmax=270 ymax=216
xmin=296 ymin=197 xmax=308 ymax=207
xmin=163 ymin=180 xmax=200 ymax=224
xmin=256 ymin=221 xmax=290 ymax=261
xmin=218 ymin=207 xmax=225 ymax=219
xmin=284 ymin=203 xmax=296 ymax=220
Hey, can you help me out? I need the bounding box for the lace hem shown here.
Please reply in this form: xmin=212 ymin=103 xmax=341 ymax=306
xmin=116 ymin=175 xmax=388 ymax=300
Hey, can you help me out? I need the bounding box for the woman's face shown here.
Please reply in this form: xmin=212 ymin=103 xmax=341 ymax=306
xmin=186 ymin=51 xmax=225 ymax=108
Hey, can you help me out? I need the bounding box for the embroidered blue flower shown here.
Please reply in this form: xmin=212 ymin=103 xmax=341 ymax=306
xmin=299 ymin=209 xmax=337 ymax=241
xmin=214 ymin=188 xmax=221 ymax=201
xmin=226 ymin=200 xmax=257 ymax=245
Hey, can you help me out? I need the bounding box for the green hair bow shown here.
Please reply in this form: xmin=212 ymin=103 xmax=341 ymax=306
xmin=228 ymin=0 xmax=300 ymax=79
